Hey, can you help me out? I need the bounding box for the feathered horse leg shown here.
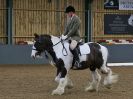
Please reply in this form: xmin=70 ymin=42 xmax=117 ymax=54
xmin=52 ymin=77 xmax=68 ymax=95
xmin=101 ymin=66 xmax=118 ymax=89
xmin=52 ymin=59 xmax=68 ymax=95
xmin=85 ymin=70 xmax=101 ymax=92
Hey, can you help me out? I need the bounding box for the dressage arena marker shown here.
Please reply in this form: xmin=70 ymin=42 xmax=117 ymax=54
xmin=108 ymin=63 xmax=133 ymax=66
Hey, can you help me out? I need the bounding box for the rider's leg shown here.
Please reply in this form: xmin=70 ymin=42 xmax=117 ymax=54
xmin=70 ymin=40 xmax=81 ymax=69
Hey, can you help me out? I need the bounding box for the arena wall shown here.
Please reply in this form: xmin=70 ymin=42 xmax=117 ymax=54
xmin=0 ymin=45 xmax=47 ymax=64
xmin=0 ymin=45 xmax=133 ymax=64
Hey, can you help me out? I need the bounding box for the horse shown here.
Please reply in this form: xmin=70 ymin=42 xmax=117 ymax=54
xmin=31 ymin=34 xmax=118 ymax=95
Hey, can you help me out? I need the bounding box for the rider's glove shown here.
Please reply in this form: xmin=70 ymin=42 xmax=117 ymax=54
xmin=61 ymin=35 xmax=68 ymax=40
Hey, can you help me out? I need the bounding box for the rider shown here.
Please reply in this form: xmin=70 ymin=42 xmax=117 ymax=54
xmin=61 ymin=5 xmax=81 ymax=69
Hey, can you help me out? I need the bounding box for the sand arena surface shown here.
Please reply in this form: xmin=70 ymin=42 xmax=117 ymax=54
xmin=0 ymin=65 xmax=132 ymax=99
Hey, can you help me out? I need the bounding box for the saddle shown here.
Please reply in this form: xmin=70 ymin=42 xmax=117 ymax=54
xmin=76 ymin=42 xmax=84 ymax=55
xmin=79 ymin=43 xmax=90 ymax=55
xmin=69 ymin=41 xmax=90 ymax=70
xmin=69 ymin=40 xmax=90 ymax=55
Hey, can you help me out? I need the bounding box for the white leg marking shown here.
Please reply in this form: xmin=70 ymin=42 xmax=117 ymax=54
xmin=102 ymin=67 xmax=119 ymax=89
xmin=52 ymin=78 xmax=67 ymax=95
xmin=85 ymin=70 xmax=101 ymax=92
xmin=55 ymin=73 xmax=61 ymax=83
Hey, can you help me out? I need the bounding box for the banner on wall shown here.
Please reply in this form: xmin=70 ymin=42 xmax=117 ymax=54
xmin=119 ymin=0 xmax=133 ymax=10
xmin=104 ymin=14 xmax=133 ymax=34
xmin=104 ymin=0 xmax=133 ymax=10
xmin=104 ymin=0 xmax=119 ymax=9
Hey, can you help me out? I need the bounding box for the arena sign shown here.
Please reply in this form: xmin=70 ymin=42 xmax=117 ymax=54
xmin=104 ymin=0 xmax=119 ymax=9
xmin=119 ymin=0 xmax=133 ymax=10
xmin=104 ymin=14 xmax=133 ymax=34
xmin=104 ymin=0 xmax=133 ymax=10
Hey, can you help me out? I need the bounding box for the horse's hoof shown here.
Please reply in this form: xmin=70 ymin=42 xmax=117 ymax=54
xmin=51 ymin=89 xmax=64 ymax=95
xmin=66 ymin=81 xmax=73 ymax=89
xmin=85 ymin=86 xmax=96 ymax=92
xmin=103 ymin=74 xmax=119 ymax=87
xmin=104 ymin=84 xmax=112 ymax=89
xmin=66 ymin=84 xmax=73 ymax=89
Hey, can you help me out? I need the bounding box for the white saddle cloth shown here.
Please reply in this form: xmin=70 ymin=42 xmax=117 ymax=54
xmin=79 ymin=43 xmax=90 ymax=55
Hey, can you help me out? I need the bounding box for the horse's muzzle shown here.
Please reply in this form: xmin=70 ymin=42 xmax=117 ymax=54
xmin=31 ymin=55 xmax=36 ymax=59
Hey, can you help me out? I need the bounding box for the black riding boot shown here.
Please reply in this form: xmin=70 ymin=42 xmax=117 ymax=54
xmin=71 ymin=48 xmax=81 ymax=69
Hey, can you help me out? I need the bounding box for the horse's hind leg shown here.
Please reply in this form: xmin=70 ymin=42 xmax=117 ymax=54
xmin=100 ymin=65 xmax=118 ymax=89
xmin=100 ymin=46 xmax=118 ymax=88
xmin=85 ymin=69 xmax=101 ymax=92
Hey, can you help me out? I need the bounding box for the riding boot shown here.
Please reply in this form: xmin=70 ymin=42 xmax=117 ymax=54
xmin=71 ymin=48 xmax=81 ymax=69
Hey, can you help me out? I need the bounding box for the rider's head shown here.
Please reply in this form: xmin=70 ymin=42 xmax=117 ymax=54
xmin=65 ymin=5 xmax=75 ymax=17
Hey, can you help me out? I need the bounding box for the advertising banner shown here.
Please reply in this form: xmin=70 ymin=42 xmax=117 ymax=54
xmin=104 ymin=0 xmax=119 ymax=9
xmin=104 ymin=0 xmax=133 ymax=10
xmin=104 ymin=14 xmax=133 ymax=34
xmin=119 ymin=0 xmax=133 ymax=10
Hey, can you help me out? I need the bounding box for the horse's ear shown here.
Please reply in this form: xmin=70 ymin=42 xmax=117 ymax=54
xmin=34 ymin=33 xmax=39 ymax=39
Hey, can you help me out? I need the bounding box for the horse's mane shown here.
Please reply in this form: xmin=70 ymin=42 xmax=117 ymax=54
xmin=39 ymin=34 xmax=63 ymax=47
xmin=39 ymin=34 xmax=53 ymax=47
xmin=41 ymin=34 xmax=51 ymax=39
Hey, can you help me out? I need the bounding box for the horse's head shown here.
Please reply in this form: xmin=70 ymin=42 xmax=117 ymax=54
xmin=31 ymin=33 xmax=53 ymax=59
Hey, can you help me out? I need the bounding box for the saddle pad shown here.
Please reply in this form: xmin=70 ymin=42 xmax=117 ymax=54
xmin=79 ymin=43 xmax=90 ymax=55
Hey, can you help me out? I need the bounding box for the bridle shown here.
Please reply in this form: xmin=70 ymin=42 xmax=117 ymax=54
xmin=32 ymin=37 xmax=68 ymax=56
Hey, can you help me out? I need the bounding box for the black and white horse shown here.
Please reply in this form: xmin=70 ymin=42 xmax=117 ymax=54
xmin=31 ymin=34 xmax=118 ymax=95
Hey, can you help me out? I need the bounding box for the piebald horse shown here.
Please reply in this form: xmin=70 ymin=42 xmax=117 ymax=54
xmin=31 ymin=34 xmax=118 ymax=95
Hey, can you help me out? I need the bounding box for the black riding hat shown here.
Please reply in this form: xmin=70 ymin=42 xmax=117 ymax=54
xmin=65 ymin=5 xmax=75 ymax=13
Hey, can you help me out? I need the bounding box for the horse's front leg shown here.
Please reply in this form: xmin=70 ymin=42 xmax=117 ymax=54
xmin=52 ymin=67 xmax=67 ymax=95
xmin=55 ymin=68 xmax=61 ymax=83
xmin=52 ymin=59 xmax=68 ymax=95
xmin=55 ymin=72 xmax=73 ymax=88
xmin=55 ymin=68 xmax=73 ymax=89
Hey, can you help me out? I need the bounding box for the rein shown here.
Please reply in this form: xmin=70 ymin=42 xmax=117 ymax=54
xmin=53 ymin=38 xmax=68 ymax=56
xmin=32 ymin=37 xmax=68 ymax=59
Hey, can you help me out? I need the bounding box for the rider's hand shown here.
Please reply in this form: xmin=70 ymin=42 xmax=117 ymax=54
xmin=61 ymin=35 xmax=67 ymax=40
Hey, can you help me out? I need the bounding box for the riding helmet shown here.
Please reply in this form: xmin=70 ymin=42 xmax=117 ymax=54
xmin=65 ymin=5 xmax=75 ymax=13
